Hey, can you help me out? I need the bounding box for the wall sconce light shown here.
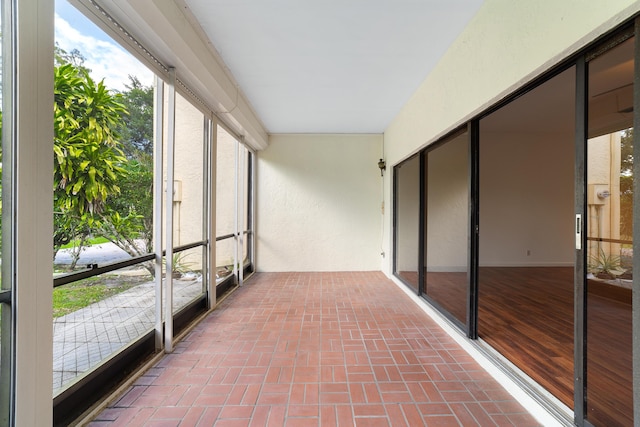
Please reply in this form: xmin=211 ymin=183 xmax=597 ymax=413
xmin=378 ymin=159 xmax=386 ymax=176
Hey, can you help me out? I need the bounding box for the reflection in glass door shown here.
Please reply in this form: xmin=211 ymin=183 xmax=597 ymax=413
xmin=424 ymin=131 xmax=469 ymax=327
xmin=393 ymin=154 xmax=421 ymax=292
xmin=585 ymin=36 xmax=634 ymax=427
xmin=478 ymin=66 xmax=576 ymax=409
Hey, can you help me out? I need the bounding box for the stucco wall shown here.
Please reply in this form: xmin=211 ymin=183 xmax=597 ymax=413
xmin=174 ymin=93 xmax=205 ymax=246
xmin=256 ymin=134 xmax=383 ymax=271
xmin=382 ymin=0 xmax=640 ymax=274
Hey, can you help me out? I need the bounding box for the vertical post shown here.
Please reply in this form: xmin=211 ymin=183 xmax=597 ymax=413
xmin=234 ymin=137 xmax=240 ymax=284
xmin=153 ymin=76 xmax=164 ymax=351
xmin=238 ymin=141 xmax=245 ymax=285
xmin=12 ymin=0 xmax=54 ymax=425
xmin=0 ymin=1 xmax=14 ymax=422
xmin=164 ymin=68 xmax=176 ymax=353
xmin=249 ymin=150 xmax=255 ymax=271
xmin=418 ymin=152 xmax=426 ymax=296
xmin=208 ymin=116 xmax=217 ymax=309
xmin=574 ymin=56 xmax=588 ymax=426
xmin=467 ymin=120 xmax=480 ymax=339
xmin=633 ymin=17 xmax=640 ymax=425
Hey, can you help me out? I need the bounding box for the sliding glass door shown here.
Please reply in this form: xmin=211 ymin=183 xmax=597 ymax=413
xmin=424 ymin=130 xmax=470 ymax=328
xmin=582 ymin=33 xmax=634 ymax=427
xmin=478 ymin=66 xmax=576 ymax=409
xmin=393 ymin=154 xmax=421 ymax=292
xmin=391 ymin=20 xmax=640 ymax=427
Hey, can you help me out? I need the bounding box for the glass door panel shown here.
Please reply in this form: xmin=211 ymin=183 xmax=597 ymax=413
xmin=424 ymin=131 xmax=469 ymax=326
xmin=478 ymin=67 xmax=576 ymax=408
xmin=586 ymin=36 xmax=634 ymax=427
xmin=394 ymin=154 xmax=421 ymax=292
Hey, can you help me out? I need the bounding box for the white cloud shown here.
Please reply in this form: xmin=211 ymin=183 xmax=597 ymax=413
xmin=55 ymin=14 xmax=154 ymax=91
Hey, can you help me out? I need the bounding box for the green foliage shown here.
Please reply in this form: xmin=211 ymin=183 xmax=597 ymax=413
xmin=55 ymin=43 xmax=90 ymax=74
xmin=96 ymin=157 xmax=154 ymax=275
xmin=620 ymin=129 xmax=633 ymax=240
xmin=588 ymin=247 xmax=626 ymax=277
xmin=117 ymin=76 xmax=154 ymax=158
xmin=53 ymin=62 xmax=132 ymax=260
xmin=59 ymin=236 xmax=109 ymax=249
xmin=172 ymin=252 xmax=195 ymax=275
xmin=54 ymin=63 xmax=128 ymax=219
xmin=94 ymin=79 xmax=154 ymax=272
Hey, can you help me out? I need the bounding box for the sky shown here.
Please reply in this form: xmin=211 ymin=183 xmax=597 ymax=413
xmin=55 ymin=0 xmax=154 ymax=91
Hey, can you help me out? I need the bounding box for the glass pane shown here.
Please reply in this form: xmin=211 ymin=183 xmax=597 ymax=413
xmin=425 ymin=132 xmax=468 ymax=325
xmin=478 ymin=66 xmax=576 ymax=408
xmin=216 ymin=238 xmax=235 ymax=283
xmin=171 ymin=247 xmax=205 ymax=314
xmin=54 ymin=0 xmax=156 ymax=398
xmin=216 ymin=125 xmax=237 ymax=279
xmin=241 ymin=146 xmax=251 ymax=266
xmin=174 ymin=93 xmax=204 ymax=244
xmin=394 ymin=154 xmax=420 ymax=292
xmin=586 ymin=37 xmax=633 ymax=427
xmin=172 ymin=93 xmax=205 ymax=304
xmin=54 ymin=0 xmax=155 ymax=273
xmin=0 ymin=0 xmax=8 ymax=421
xmin=53 ymin=265 xmax=154 ymax=394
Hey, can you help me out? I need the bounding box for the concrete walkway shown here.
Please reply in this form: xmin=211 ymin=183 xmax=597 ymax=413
xmin=54 ymin=241 xmax=137 ymax=266
xmin=53 ymin=272 xmax=204 ymax=393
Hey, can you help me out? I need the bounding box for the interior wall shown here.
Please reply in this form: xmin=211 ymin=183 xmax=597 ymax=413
xmin=256 ymin=134 xmax=383 ymax=271
xmin=479 ymin=131 xmax=575 ymax=266
xmin=382 ymin=0 xmax=640 ymax=275
xmin=426 ymin=135 xmax=468 ymax=271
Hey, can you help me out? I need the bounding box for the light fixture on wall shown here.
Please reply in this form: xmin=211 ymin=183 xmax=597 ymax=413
xmin=378 ymin=159 xmax=386 ymax=176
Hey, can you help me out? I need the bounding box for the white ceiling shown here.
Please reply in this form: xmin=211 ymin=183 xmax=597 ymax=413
xmin=183 ymin=0 xmax=484 ymax=134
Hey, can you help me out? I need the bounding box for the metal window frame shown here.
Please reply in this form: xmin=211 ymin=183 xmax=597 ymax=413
xmin=164 ymin=67 xmax=176 ymax=353
xmin=633 ymin=18 xmax=640 ymax=425
xmin=419 ymin=126 xmax=473 ymax=336
xmin=0 ymin=0 xmax=13 ymax=421
xmin=153 ymin=75 xmax=165 ymax=351
xmin=392 ymin=152 xmax=421 ymax=291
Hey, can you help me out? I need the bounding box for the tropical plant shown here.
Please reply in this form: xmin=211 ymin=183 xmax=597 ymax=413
xmin=588 ymin=248 xmax=626 ymax=278
xmin=53 ymin=62 xmax=129 ymax=257
xmin=620 ymin=128 xmax=633 ymax=240
xmin=116 ymin=76 xmax=154 ymax=159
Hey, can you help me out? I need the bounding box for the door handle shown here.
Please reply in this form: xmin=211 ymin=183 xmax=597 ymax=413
xmin=575 ymin=214 xmax=582 ymax=250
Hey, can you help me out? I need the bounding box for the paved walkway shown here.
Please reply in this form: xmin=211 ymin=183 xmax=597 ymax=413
xmin=53 ymin=272 xmax=204 ymax=393
xmin=88 ymin=272 xmax=543 ymax=426
xmin=54 ymin=241 xmax=139 ymax=266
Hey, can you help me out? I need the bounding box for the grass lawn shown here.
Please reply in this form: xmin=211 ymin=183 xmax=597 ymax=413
xmin=59 ymin=236 xmax=110 ymax=249
xmin=53 ymin=274 xmax=149 ymax=318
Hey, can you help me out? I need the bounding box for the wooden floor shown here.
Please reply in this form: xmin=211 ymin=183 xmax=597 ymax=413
xmin=405 ymin=267 xmax=632 ymax=427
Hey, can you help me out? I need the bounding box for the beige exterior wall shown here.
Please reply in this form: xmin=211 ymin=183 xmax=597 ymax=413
xmin=164 ymin=93 xmax=206 ymax=269
xmin=256 ymin=134 xmax=383 ymax=272
xmin=587 ymin=133 xmax=623 ymax=259
xmin=215 ymin=125 xmax=239 ymax=269
xmin=382 ymin=0 xmax=640 ymax=275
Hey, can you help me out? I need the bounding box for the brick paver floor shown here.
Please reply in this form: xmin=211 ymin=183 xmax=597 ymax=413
xmin=89 ymin=271 xmax=543 ymax=426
